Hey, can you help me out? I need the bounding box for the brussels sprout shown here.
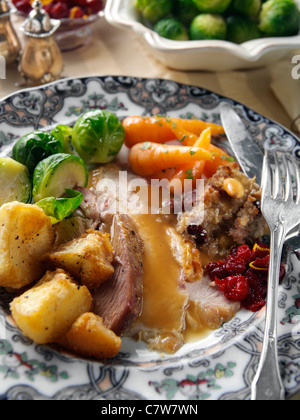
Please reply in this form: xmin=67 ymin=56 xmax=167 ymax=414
xmin=259 ymin=0 xmax=300 ymax=37
xmin=174 ymin=0 xmax=199 ymax=25
xmin=0 ymin=157 xmax=31 ymax=205
xmin=72 ymin=110 xmax=125 ymax=165
xmin=51 ymin=125 xmax=74 ymax=155
xmin=229 ymin=0 xmax=262 ymax=20
xmin=154 ymin=17 xmax=189 ymax=40
xmin=135 ymin=0 xmax=173 ymax=24
xmin=12 ymin=130 xmax=64 ymax=174
xmin=192 ymin=0 xmax=232 ymax=14
xmin=227 ymin=15 xmax=261 ymax=43
xmin=32 ymin=153 xmax=88 ymax=202
xmin=190 ymin=14 xmax=227 ymax=40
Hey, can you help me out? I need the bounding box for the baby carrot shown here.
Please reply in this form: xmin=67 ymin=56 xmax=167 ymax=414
xmin=170 ymin=128 xmax=212 ymax=188
xmin=164 ymin=120 xmax=198 ymax=146
xmin=193 ymin=127 xmax=212 ymax=149
xmin=170 ymin=118 xmax=225 ymax=138
xmin=203 ymin=144 xmax=232 ymax=179
xmin=123 ymin=116 xmax=224 ymax=148
xmin=170 ymin=161 xmax=206 ymax=190
xmin=123 ymin=116 xmax=174 ymax=148
xmin=129 ymin=142 xmax=212 ymax=177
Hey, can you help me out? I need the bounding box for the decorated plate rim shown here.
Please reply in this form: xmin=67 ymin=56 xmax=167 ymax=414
xmin=0 ymin=75 xmax=299 ymax=401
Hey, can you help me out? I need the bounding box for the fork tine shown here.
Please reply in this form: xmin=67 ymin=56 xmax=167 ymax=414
xmin=262 ymin=151 xmax=272 ymax=200
xmin=273 ymin=152 xmax=282 ymax=200
xmin=282 ymin=153 xmax=292 ymax=203
xmin=292 ymin=155 xmax=300 ymax=205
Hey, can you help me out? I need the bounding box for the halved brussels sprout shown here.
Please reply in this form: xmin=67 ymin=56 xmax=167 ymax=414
xmin=190 ymin=14 xmax=227 ymax=40
xmin=12 ymin=130 xmax=64 ymax=174
xmin=154 ymin=17 xmax=189 ymax=40
xmin=32 ymin=153 xmax=88 ymax=202
xmin=0 ymin=157 xmax=31 ymax=206
xmin=72 ymin=110 xmax=125 ymax=164
xmin=192 ymin=0 xmax=232 ymax=14
xmin=229 ymin=0 xmax=262 ymax=20
xmin=259 ymin=0 xmax=300 ymax=37
xmin=227 ymin=15 xmax=261 ymax=43
xmin=135 ymin=0 xmax=173 ymax=23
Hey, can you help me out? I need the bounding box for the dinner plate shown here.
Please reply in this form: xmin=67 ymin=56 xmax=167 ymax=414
xmin=0 ymin=76 xmax=300 ymax=401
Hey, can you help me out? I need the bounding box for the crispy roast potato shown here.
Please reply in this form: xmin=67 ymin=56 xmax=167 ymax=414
xmin=59 ymin=312 xmax=122 ymax=359
xmin=47 ymin=230 xmax=114 ymax=289
xmin=10 ymin=269 xmax=92 ymax=344
xmin=0 ymin=202 xmax=55 ymax=289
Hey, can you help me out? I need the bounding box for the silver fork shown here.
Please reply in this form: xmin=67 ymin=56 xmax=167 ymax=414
xmin=251 ymin=151 xmax=300 ymax=401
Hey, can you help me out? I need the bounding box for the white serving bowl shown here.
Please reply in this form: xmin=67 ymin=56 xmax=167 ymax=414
xmin=105 ymin=0 xmax=300 ymax=72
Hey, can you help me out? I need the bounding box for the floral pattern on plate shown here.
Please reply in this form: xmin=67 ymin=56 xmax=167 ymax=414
xmin=0 ymin=76 xmax=300 ymax=400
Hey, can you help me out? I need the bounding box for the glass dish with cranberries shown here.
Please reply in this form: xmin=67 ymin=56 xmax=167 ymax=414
xmin=12 ymin=0 xmax=106 ymax=50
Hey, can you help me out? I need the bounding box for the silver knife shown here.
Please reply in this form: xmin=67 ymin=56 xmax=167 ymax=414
xmin=220 ymin=103 xmax=263 ymax=186
xmin=220 ymin=103 xmax=300 ymax=256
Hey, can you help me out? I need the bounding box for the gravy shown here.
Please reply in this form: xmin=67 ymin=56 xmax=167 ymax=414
xmin=131 ymin=214 xmax=188 ymax=352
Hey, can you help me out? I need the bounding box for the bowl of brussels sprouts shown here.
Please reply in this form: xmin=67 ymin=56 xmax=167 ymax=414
xmin=105 ymin=0 xmax=300 ymax=71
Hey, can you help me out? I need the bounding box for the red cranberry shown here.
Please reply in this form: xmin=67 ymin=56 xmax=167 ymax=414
xmin=50 ymin=2 xmax=69 ymax=18
xmin=206 ymin=242 xmax=285 ymax=313
xmin=70 ymin=0 xmax=88 ymax=6
xmin=187 ymin=225 xmax=207 ymax=245
xmin=43 ymin=3 xmax=54 ymax=14
xmin=215 ymin=275 xmax=250 ymax=302
xmin=235 ymin=244 xmax=254 ymax=264
xmin=85 ymin=0 xmax=103 ymax=13
xmin=224 ymin=254 xmax=247 ymax=275
xmin=242 ymin=268 xmax=266 ymax=311
xmin=251 ymin=255 xmax=270 ymax=270
xmin=253 ymin=243 xmax=270 ymax=258
xmin=207 ymin=261 xmax=228 ymax=281
xmin=14 ymin=0 xmax=32 ymax=14
xmin=69 ymin=6 xmax=84 ymax=18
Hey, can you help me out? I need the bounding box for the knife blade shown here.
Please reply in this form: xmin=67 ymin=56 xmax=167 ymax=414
xmin=220 ymin=103 xmax=263 ymax=186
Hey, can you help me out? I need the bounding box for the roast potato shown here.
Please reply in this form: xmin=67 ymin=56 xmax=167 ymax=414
xmin=47 ymin=230 xmax=114 ymax=289
xmin=10 ymin=269 xmax=92 ymax=344
xmin=59 ymin=312 xmax=122 ymax=359
xmin=0 ymin=202 xmax=55 ymax=289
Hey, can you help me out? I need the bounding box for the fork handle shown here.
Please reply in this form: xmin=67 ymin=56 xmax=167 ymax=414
xmin=251 ymin=223 xmax=286 ymax=401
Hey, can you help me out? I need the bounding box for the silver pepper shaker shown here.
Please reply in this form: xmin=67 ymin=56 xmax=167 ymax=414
xmin=18 ymin=0 xmax=63 ymax=85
